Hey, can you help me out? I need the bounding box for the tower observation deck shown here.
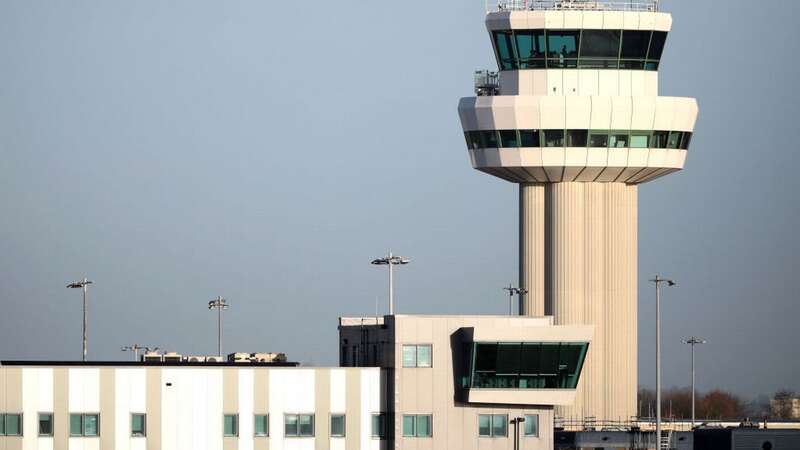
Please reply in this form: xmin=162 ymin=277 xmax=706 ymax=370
xmin=457 ymin=0 xmax=698 ymax=422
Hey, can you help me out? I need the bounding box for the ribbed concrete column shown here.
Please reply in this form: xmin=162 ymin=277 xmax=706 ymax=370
xmin=541 ymin=182 xmax=637 ymax=423
xmin=519 ymin=183 xmax=545 ymax=316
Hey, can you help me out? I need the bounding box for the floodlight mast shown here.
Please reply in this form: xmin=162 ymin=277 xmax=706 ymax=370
xmin=682 ymin=336 xmax=706 ymax=428
xmin=66 ymin=278 xmax=93 ymax=362
xmin=502 ymin=284 xmax=528 ymax=316
xmin=649 ymin=275 xmax=676 ymax=449
xmin=208 ymin=296 xmax=229 ymax=357
xmin=371 ymin=251 xmax=410 ymax=315
xmin=121 ymin=345 xmax=159 ymax=361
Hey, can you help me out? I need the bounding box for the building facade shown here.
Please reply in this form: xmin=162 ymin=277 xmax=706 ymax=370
xmin=457 ymin=0 xmax=699 ymax=422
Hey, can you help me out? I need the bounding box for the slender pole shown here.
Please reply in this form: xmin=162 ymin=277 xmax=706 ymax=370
xmin=656 ymin=276 xmax=661 ymax=448
xmin=217 ymin=298 xmax=222 ymax=357
xmin=389 ymin=251 xmax=394 ymax=315
xmin=691 ymin=342 xmax=696 ymax=427
xmin=82 ymin=279 xmax=88 ymax=362
xmin=508 ymin=283 xmax=513 ymax=315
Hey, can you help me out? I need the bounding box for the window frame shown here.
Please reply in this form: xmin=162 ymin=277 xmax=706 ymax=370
xmin=284 ymin=413 xmax=315 ymax=438
xmin=402 ymin=344 xmax=433 ymax=368
xmin=330 ymin=413 xmax=346 ymax=438
xmin=254 ymin=414 xmax=269 ymax=437
xmin=524 ymin=414 xmax=539 ymax=437
xmin=370 ymin=413 xmax=386 ymax=439
xmin=402 ymin=414 xmax=432 ymax=438
xmin=1 ymin=413 xmax=23 ymax=437
xmin=478 ymin=414 xmax=508 ymax=438
xmin=131 ymin=413 xmax=146 ymax=438
xmin=38 ymin=412 xmax=53 ymax=437
xmin=69 ymin=413 xmax=100 ymax=437
xmin=223 ymin=413 xmax=239 ymax=437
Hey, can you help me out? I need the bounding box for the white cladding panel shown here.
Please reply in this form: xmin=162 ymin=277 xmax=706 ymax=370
xmin=269 ymin=369 xmax=316 ymax=450
xmin=68 ymin=369 xmax=99 ymax=413
xmin=360 ymin=370 xmax=382 ymax=450
xmin=160 ymin=368 xmax=223 ymax=450
xmin=330 ymin=369 xmax=346 ymax=413
xmin=22 ymin=368 xmax=53 ymax=450
xmin=238 ymin=370 xmax=254 ymax=450
xmin=114 ymin=368 xmax=146 ymax=450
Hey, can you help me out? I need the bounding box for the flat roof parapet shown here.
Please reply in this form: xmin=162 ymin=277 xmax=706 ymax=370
xmin=490 ymin=0 xmax=659 ymax=12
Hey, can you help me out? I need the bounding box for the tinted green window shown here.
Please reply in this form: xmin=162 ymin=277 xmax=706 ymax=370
xmin=402 ymin=345 xmax=417 ymax=367
xmin=5 ymin=414 xmax=21 ymax=436
xmin=83 ymin=414 xmax=98 ymax=437
xmin=417 ymin=345 xmax=432 ymax=368
xmin=285 ymin=414 xmax=298 ymax=436
xmin=255 ymin=414 xmax=268 ymax=436
xmin=621 ymin=30 xmax=651 ymax=59
xmin=298 ymin=414 xmax=314 ymax=437
xmin=515 ymin=30 xmax=546 ymax=69
xmin=546 ymin=30 xmax=579 ymax=68
xmin=70 ymin=414 xmax=82 ymax=436
xmin=371 ymin=414 xmax=385 ymax=438
xmin=680 ymin=132 xmax=692 ymax=149
xmin=567 ymin=130 xmax=588 ymax=147
xmin=331 ymin=414 xmax=345 ymax=437
xmin=647 ymin=31 xmax=668 ymax=60
xmin=524 ymin=414 xmax=539 ymax=436
xmin=131 ymin=414 xmax=146 ymax=437
xmin=609 ymin=132 xmax=629 ymax=148
xmin=416 ymin=415 xmax=432 ymax=437
xmin=492 ymin=415 xmax=508 ymax=437
xmin=39 ymin=413 xmax=53 ymax=436
xmin=544 ymin=130 xmax=565 ymax=147
xmin=519 ymin=130 xmax=540 ymax=147
xmin=478 ymin=414 xmax=491 ymax=437
xmin=471 ymin=342 xmax=589 ymax=390
xmin=402 ymin=415 xmax=415 ymax=437
xmin=481 ymin=130 xmax=499 ymax=148
xmin=630 ymin=132 xmax=650 ymax=148
xmin=579 ymin=30 xmax=620 ymax=69
xmin=498 ymin=130 xmax=519 ymax=148
xmin=589 ymin=131 xmax=609 ymax=147
xmin=224 ymin=414 xmax=238 ymax=437
xmin=468 ymin=131 xmax=483 ymax=150
xmin=0 ymin=414 xmax=4 ymax=435
xmin=493 ymin=31 xmax=517 ymax=70
xmin=667 ymin=131 xmax=682 ymax=149
xmin=652 ymin=131 xmax=669 ymax=148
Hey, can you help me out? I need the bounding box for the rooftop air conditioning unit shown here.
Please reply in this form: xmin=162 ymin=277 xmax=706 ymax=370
xmin=205 ymin=356 xmax=223 ymax=363
xmin=228 ymin=352 xmax=251 ymax=363
xmin=187 ymin=356 xmax=206 ymax=363
xmin=163 ymin=352 xmax=182 ymax=363
xmin=251 ymin=352 xmax=287 ymax=363
xmin=142 ymin=352 xmax=162 ymax=363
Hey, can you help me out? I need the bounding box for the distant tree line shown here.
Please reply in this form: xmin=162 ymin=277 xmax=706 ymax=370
xmin=638 ymin=388 xmax=798 ymax=421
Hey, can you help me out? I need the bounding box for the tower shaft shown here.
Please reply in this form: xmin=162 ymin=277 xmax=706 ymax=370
xmin=521 ymin=182 xmax=637 ymax=420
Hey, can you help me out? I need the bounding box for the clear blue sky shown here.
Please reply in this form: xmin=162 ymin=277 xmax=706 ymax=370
xmin=1 ymin=0 xmax=797 ymax=399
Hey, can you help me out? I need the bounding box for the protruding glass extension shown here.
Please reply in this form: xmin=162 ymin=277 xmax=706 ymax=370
xmin=469 ymin=342 xmax=589 ymax=389
xmin=491 ymin=29 xmax=668 ymax=71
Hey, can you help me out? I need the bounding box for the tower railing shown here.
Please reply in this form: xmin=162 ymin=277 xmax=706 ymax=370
xmin=488 ymin=0 xmax=659 ymax=13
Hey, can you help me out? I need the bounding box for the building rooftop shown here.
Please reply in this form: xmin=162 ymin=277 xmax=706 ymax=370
xmin=490 ymin=0 xmax=659 ymax=12
xmin=0 ymin=360 xmax=300 ymax=367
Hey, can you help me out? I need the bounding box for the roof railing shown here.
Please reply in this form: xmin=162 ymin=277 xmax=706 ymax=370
xmin=488 ymin=0 xmax=659 ymax=13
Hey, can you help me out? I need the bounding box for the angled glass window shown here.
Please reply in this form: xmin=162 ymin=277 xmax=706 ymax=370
xmin=330 ymin=414 xmax=345 ymax=437
xmin=468 ymin=131 xmax=483 ymax=150
xmin=471 ymin=342 xmax=589 ymax=390
xmin=255 ymin=414 xmax=269 ymax=437
xmin=478 ymin=414 xmax=492 ymax=437
xmin=651 ymin=131 xmax=669 ymax=149
xmin=589 ymin=130 xmax=609 ymax=148
xmin=647 ymin=31 xmax=668 ymax=61
xmin=224 ymin=414 xmax=238 ymax=437
xmin=524 ymin=414 xmax=539 ymax=437
xmin=519 ymin=130 xmax=541 ymax=147
xmin=498 ymin=130 xmax=519 ymax=148
xmin=667 ymin=131 xmax=683 ymax=149
xmin=544 ymin=130 xmax=565 ymax=147
xmin=579 ymin=30 xmax=620 ymax=69
xmin=492 ymin=414 xmax=508 ymax=437
xmin=567 ymin=130 xmax=588 ymax=147
xmin=546 ymin=30 xmax=579 ymax=68
xmin=609 ymin=132 xmax=629 ymax=148
xmin=481 ymin=130 xmax=499 ymax=148
xmin=515 ymin=30 xmax=547 ymax=69
xmin=39 ymin=413 xmax=53 ymax=437
xmin=630 ymin=131 xmax=650 ymax=148
xmin=402 ymin=345 xmax=417 ymax=367
xmin=131 ymin=414 xmax=146 ymax=437
xmin=493 ymin=31 xmax=518 ymax=70
xmin=621 ymin=30 xmax=651 ymax=59
xmin=680 ymin=132 xmax=693 ymax=150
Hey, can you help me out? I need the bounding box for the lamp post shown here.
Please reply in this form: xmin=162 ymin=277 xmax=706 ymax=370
xmin=502 ymin=284 xmax=528 ymax=316
xmin=370 ymin=251 xmax=410 ymax=315
xmin=208 ymin=296 xmax=229 ymax=357
xmin=649 ymin=275 xmax=675 ymax=449
xmin=121 ymin=345 xmax=159 ymax=362
xmin=66 ymin=278 xmax=93 ymax=362
xmin=682 ymin=336 xmax=706 ymax=428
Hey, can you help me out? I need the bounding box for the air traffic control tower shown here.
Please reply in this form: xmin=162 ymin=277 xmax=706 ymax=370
xmin=458 ymin=0 xmax=698 ymax=422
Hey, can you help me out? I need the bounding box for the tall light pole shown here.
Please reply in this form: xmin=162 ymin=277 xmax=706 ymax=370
xmin=208 ymin=296 xmax=229 ymax=357
xmin=649 ymin=275 xmax=675 ymax=449
xmin=682 ymin=336 xmax=706 ymax=428
xmin=502 ymin=284 xmax=528 ymax=316
xmin=121 ymin=345 xmax=159 ymax=362
xmin=66 ymin=278 xmax=93 ymax=362
xmin=370 ymin=251 xmax=410 ymax=315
